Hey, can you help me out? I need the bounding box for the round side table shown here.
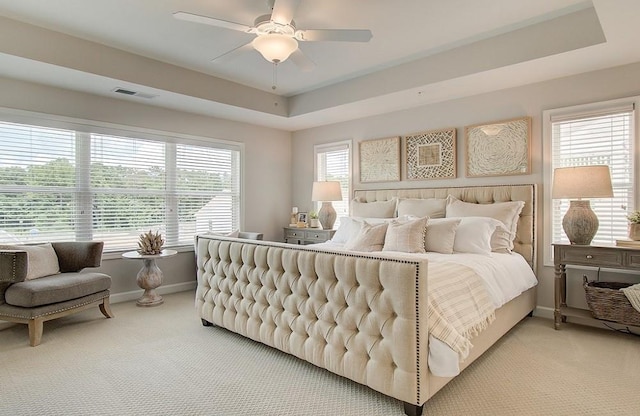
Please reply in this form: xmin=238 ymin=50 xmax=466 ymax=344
xmin=122 ymin=249 xmax=177 ymax=307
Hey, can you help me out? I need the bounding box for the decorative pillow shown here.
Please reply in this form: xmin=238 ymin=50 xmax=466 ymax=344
xmin=452 ymin=217 xmax=506 ymax=254
xmin=425 ymin=218 xmax=461 ymax=254
xmin=445 ymin=195 xmax=524 ymax=251
xmin=344 ymin=221 xmax=389 ymax=252
xmin=397 ymin=198 xmax=446 ymax=219
xmin=351 ymin=198 xmax=397 ymax=218
xmin=0 ymin=243 xmax=60 ymax=280
xmin=331 ymin=217 xmax=360 ymax=244
xmin=383 ymin=217 xmax=428 ymax=253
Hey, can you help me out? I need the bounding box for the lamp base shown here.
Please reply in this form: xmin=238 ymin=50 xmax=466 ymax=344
xmin=318 ymin=202 xmax=337 ymax=230
xmin=562 ymin=200 xmax=599 ymax=245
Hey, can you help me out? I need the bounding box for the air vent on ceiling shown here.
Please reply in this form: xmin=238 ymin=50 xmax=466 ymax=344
xmin=113 ymin=88 xmax=156 ymax=99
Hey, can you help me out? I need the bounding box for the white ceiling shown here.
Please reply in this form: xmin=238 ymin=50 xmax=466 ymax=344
xmin=0 ymin=0 xmax=639 ymax=131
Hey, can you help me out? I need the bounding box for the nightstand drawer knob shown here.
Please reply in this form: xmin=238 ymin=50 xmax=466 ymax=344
xmin=314 ymin=234 xmax=319 ymax=238
xmin=292 ymin=232 xmax=297 ymax=236
xmin=586 ymin=255 xmax=593 ymax=259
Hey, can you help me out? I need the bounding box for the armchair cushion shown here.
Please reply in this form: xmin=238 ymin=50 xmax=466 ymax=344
xmin=4 ymin=271 xmax=111 ymax=308
xmin=0 ymin=243 xmax=60 ymax=280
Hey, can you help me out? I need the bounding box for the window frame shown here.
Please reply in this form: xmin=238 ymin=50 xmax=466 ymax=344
xmin=0 ymin=107 xmax=244 ymax=256
xmin=314 ymin=140 xmax=352 ymax=222
xmin=542 ymin=96 xmax=639 ymax=266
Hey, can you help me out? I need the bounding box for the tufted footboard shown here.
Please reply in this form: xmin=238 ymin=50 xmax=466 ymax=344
xmin=195 ymin=235 xmax=430 ymax=410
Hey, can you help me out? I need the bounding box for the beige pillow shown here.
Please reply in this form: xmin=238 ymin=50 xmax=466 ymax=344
xmin=383 ymin=217 xmax=428 ymax=253
xmin=0 ymin=243 xmax=60 ymax=280
xmin=397 ymin=198 xmax=446 ymax=219
xmin=445 ymin=195 xmax=524 ymax=252
xmin=425 ymin=218 xmax=461 ymax=254
xmin=351 ymin=198 xmax=397 ymax=218
xmin=344 ymin=221 xmax=388 ymax=252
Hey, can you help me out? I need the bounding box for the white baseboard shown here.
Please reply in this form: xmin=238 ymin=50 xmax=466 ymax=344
xmin=534 ymin=306 xmax=554 ymax=320
xmin=109 ymin=281 xmax=197 ymax=304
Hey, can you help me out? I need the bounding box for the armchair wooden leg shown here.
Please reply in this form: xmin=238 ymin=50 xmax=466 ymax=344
xmin=28 ymin=318 xmax=44 ymax=347
xmin=99 ymin=297 xmax=114 ymax=318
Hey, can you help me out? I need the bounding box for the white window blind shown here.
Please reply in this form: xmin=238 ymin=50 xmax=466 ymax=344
xmin=551 ymin=105 xmax=635 ymax=246
xmin=0 ymin=119 xmax=241 ymax=251
xmin=315 ymin=141 xmax=351 ymax=223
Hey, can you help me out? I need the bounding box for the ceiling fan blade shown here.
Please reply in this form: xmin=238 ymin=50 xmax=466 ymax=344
xmin=296 ymin=29 xmax=373 ymax=42
xmin=289 ymin=49 xmax=315 ymax=72
xmin=270 ymin=0 xmax=300 ymax=25
xmin=211 ymin=42 xmax=254 ymax=63
xmin=173 ymin=11 xmax=253 ymax=33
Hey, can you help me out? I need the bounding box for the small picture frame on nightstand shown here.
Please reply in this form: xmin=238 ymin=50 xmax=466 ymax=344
xmin=296 ymin=212 xmax=308 ymax=228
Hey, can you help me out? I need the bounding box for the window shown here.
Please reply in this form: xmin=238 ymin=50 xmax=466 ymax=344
xmin=544 ymin=98 xmax=637 ymax=264
xmin=315 ymin=141 xmax=351 ymax=223
xmin=0 ymin=116 xmax=242 ymax=252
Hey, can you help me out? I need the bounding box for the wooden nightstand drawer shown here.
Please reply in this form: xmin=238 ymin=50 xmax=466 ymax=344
xmin=624 ymin=251 xmax=640 ymax=267
xmin=285 ymin=229 xmax=304 ymax=239
xmin=283 ymin=227 xmax=335 ymax=245
xmin=557 ymin=246 xmax=622 ymax=267
xmin=304 ymin=230 xmax=329 ymax=242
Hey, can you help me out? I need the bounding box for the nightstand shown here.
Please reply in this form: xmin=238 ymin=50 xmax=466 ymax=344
xmin=553 ymin=243 xmax=640 ymax=329
xmin=284 ymin=227 xmax=336 ymax=245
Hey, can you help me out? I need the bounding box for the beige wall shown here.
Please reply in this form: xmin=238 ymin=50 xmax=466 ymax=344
xmin=292 ymin=61 xmax=640 ymax=313
xmin=0 ymin=76 xmax=292 ymax=301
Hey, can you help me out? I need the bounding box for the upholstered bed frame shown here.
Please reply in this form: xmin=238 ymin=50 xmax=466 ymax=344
xmin=195 ymin=184 xmax=537 ymax=416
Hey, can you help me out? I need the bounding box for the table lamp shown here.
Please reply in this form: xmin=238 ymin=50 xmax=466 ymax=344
xmin=311 ymin=181 xmax=343 ymax=230
xmin=552 ymin=165 xmax=613 ymax=245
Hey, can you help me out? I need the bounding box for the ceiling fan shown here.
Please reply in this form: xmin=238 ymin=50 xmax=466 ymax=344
xmin=173 ymin=0 xmax=373 ymax=72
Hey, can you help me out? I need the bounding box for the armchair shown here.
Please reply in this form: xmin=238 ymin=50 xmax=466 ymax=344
xmin=0 ymin=241 xmax=113 ymax=346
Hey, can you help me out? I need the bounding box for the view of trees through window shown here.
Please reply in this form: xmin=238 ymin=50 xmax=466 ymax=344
xmin=0 ymin=120 xmax=241 ymax=250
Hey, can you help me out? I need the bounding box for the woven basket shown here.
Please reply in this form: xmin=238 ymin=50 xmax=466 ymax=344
xmin=583 ymin=276 xmax=640 ymax=326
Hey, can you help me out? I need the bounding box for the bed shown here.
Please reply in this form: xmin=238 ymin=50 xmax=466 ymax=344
xmin=195 ymin=184 xmax=537 ymax=416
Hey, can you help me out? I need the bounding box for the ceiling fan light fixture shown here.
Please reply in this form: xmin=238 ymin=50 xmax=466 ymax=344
xmin=252 ymin=33 xmax=298 ymax=63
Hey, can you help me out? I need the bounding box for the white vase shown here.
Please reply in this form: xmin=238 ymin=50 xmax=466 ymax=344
xmin=309 ymin=218 xmax=320 ymax=228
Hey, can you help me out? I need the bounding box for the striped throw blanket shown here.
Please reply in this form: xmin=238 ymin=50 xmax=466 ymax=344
xmin=427 ymin=261 xmax=496 ymax=360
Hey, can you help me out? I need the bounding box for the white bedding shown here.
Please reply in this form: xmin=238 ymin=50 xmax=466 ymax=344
xmin=312 ymin=241 xmax=538 ymax=376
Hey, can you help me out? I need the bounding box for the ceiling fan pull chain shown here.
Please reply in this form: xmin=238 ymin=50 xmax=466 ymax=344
xmin=272 ymin=62 xmax=278 ymax=90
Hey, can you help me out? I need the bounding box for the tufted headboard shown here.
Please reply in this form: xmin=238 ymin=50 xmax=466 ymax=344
xmin=353 ymin=184 xmax=536 ymax=272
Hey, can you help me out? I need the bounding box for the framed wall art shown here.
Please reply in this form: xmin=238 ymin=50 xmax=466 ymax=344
xmin=359 ymin=136 xmax=401 ymax=183
xmin=465 ymin=116 xmax=531 ymax=177
xmin=404 ymin=128 xmax=456 ymax=180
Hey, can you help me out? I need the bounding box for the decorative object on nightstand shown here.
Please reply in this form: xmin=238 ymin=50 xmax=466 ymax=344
xmin=552 ymin=165 xmax=613 ymax=245
xmin=308 ymin=211 xmax=320 ymax=228
xmin=312 ymin=181 xmax=342 ymax=230
xmin=627 ymin=210 xmax=640 ymax=240
xmin=289 ymin=207 xmax=298 ymax=227
xmin=296 ymin=212 xmax=308 ymax=228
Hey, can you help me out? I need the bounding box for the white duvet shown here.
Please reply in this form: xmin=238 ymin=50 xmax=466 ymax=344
xmin=313 ymin=242 xmax=538 ymax=377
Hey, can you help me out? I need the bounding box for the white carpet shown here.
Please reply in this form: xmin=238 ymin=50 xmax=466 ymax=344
xmin=1 ymin=291 xmax=639 ymax=416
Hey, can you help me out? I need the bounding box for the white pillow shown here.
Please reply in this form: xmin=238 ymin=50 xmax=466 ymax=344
xmin=344 ymin=221 xmax=388 ymax=252
xmin=331 ymin=217 xmax=360 ymax=244
xmin=351 ymin=198 xmax=397 ymax=218
xmin=0 ymin=243 xmax=60 ymax=280
xmin=445 ymin=195 xmax=524 ymax=252
xmin=397 ymin=198 xmax=446 ymax=219
xmin=425 ymin=218 xmax=461 ymax=254
xmin=332 ymin=217 xmax=396 ymax=244
xmin=383 ymin=217 xmax=427 ymax=253
xmin=452 ymin=217 xmax=506 ymax=254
